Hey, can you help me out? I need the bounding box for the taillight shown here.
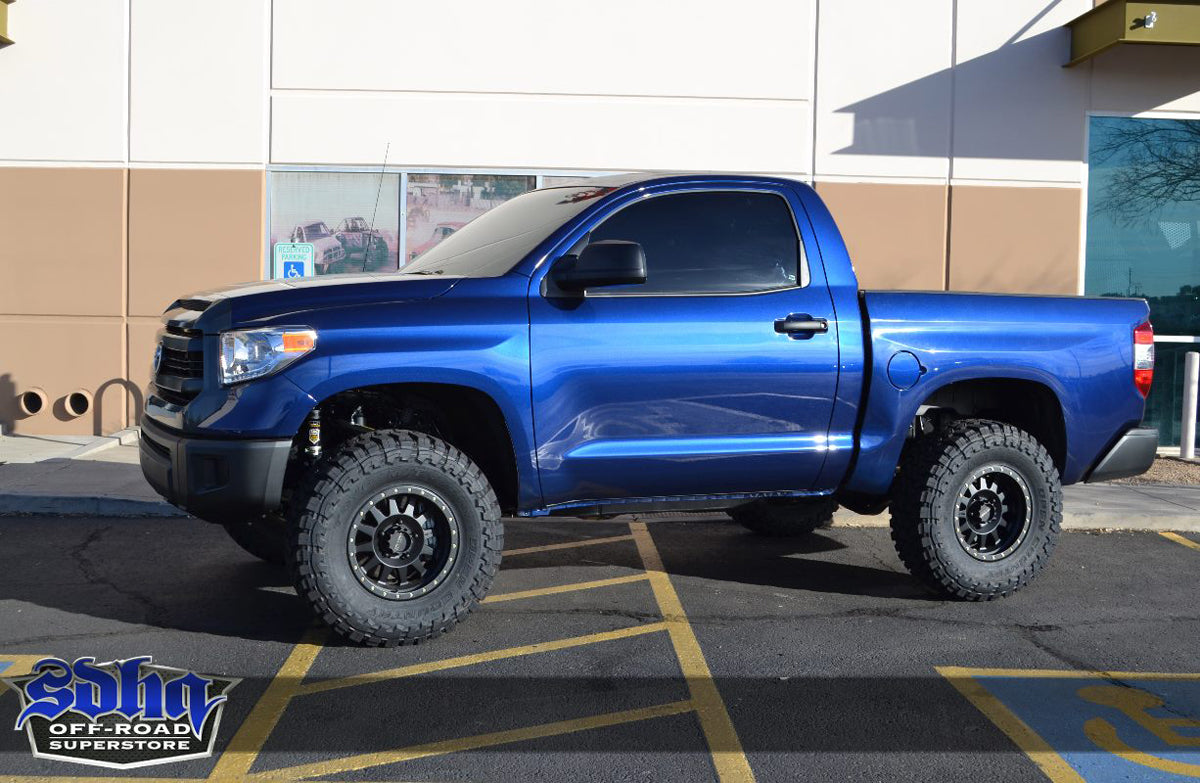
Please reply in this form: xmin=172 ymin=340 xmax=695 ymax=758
xmin=1134 ymin=320 xmax=1154 ymax=397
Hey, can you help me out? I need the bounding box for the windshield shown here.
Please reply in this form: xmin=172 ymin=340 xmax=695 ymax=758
xmin=305 ymin=222 xmax=331 ymax=238
xmin=402 ymin=186 xmax=616 ymax=277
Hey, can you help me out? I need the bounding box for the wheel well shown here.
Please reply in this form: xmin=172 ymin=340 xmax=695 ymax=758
xmin=301 ymin=383 xmax=520 ymax=514
xmin=917 ymin=379 xmax=1066 ymax=472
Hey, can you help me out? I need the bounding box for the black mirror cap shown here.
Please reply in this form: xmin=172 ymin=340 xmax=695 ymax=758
xmin=552 ymin=240 xmax=647 ymax=292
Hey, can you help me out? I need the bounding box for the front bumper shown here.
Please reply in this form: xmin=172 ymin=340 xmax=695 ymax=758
xmin=1085 ymin=426 xmax=1158 ymax=483
xmin=140 ymin=417 xmax=292 ymax=522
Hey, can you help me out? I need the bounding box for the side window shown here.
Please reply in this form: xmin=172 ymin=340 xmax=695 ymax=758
xmin=587 ymin=190 xmax=804 ymax=294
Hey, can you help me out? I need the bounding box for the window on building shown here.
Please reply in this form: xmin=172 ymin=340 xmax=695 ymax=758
xmin=586 ymin=191 xmax=804 ymax=295
xmin=1085 ymin=116 xmax=1200 ymax=447
xmin=271 ymin=172 xmax=401 ymax=275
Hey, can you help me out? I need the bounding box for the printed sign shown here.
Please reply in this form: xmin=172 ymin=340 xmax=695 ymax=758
xmin=3 ymin=656 xmax=237 ymax=770
xmin=273 ymin=242 xmax=315 ymax=279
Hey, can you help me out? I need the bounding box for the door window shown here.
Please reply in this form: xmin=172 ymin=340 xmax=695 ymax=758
xmin=587 ymin=190 xmax=805 ymax=295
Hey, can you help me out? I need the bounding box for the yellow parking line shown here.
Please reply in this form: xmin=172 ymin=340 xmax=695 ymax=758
xmin=938 ymin=665 xmax=1200 ymax=680
xmin=250 ymin=699 xmax=696 ymax=780
xmin=297 ymin=622 xmax=670 ymax=696
xmin=207 ymin=625 xmax=328 ymax=780
xmin=0 ymin=654 xmax=53 ymax=694
xmin=629 ymin=522 xmax=756 ymax=783
xmin=482 ymin=573 xmax=649 ymax=603
xmin=1160 ymin=531 xmax=1200 ymax=552
xmin=504 ymin=534 xmax=636 ymax=556
xmin=938 ymin=667 xmax=1085 ymax=783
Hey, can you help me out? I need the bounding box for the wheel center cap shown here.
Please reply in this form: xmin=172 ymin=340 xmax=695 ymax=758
xmin=376 ymin=519 xmax=423 ymax=566
xmin=967 ymin=495 xmax=1002 ymax=535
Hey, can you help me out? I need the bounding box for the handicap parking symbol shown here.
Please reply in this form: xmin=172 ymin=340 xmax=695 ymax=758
xmin=942 ymin=666 xmax=1200 ymax=782
xmin=273 ymin=242 xmax=314 ymax=279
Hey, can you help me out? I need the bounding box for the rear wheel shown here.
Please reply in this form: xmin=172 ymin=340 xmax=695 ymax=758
xmin=728 ymin=497 xmax=837 ymax=537
xmin=222 ymin=514 xmax=286 ymax=565
xmin=889 ymin=419 xmax=1062 ymax=600
xmin=288 ymin=429 xmax=502 ymax=646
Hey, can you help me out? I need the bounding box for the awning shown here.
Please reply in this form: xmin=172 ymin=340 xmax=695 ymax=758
xmin=1065 ymin=0 xmax=1200 ymax=66
xmin=0 ymin=1 xmax=13 ymax=48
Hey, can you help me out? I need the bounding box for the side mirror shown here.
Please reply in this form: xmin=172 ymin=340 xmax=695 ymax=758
xmin=551 ymin=240 xmax=647 ymax=293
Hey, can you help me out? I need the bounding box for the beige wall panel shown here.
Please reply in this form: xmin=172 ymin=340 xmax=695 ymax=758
xmin=130 ymin=0 xmax=267 ymax=164
xmin=0 ymin=317 xmax=126 ymax=436
xmin=272 ymin=93 xmax=810 ymax=174
xmin=273 ymin=0 xmax=812 ymax=100
xmin=0 ymin=0 xmax=127 ymax=162
xmin=126 ymin=318 xmax=160 ymax=424
xmin=948 ymin=186 xmax=1081 ymax=295
xmin=815 ymin=182 xmax=947 ymax=291
xmin=814 ymin=0 xmax=953 ymax=179
xmin=128 ymin=169 xmax=264 ymax=317
xmin=952 ymin=0 xmax=1090 ymax=183
xmin=1090 ymin=44 xmax=1200 ymax=114
xmin=0 ymin=168 xmax=126 ymax=317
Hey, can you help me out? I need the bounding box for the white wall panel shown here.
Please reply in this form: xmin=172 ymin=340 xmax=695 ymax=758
xmin=272 ymin=0 xmax=811 ymax=101
xmin=814 ymin=0 xmax=953 ymax=179
xmin=951 ymin=0 xmax=1090 ymax=183
xmin=130 ymin=0 xmax=266 ymax=163
xmin=1090 ymin=44 xmax=1200 ymax=115
xmin=271 ymin=93 xmax=809 ymax=174
xmin=0 ymin=0 xmax=126 ymax=162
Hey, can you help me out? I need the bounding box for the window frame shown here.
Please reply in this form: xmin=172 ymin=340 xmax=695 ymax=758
xmin=573 ymin=186 xmax=812 ymax=299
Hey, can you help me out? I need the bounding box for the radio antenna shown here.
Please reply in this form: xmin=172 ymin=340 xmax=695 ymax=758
xmin=361 ymin=141 xmax=390 ymax=273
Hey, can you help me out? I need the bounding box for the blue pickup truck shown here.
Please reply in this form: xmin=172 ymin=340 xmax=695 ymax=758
xmin=140 ymin=173 xmax=1158 ymax=645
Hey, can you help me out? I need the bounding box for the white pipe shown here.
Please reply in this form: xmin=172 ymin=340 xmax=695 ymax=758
xmin=1183 ymin=351 xmax=1199 ymax=460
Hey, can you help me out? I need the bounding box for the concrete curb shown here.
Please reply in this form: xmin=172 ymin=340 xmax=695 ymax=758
xmin=0 ymin=494 xmax=1196 ymax=531
xmin=59 ymin=427 xmax=141 ymax=460
xmin=830 ymin=510 xmax=1200 ymax=532
xmin=0 ymin=493 xmax=186 ymax=518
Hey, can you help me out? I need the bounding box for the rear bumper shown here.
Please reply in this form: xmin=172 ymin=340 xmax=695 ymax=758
xmin=1085 ymin=427 xmax=1158 ymax=483
xmin=139 ymin=417 xmax=292 ymax=522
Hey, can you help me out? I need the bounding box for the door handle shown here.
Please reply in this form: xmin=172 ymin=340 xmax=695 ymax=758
xmin=775 ymin=314 xmax=828 ymax=337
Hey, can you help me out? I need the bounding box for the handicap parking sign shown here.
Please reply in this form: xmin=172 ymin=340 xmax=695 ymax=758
xmin=273 ymin=243 xmax=315 ymax=280
xmin=941 ymin=666 xmax=1200 ymax=782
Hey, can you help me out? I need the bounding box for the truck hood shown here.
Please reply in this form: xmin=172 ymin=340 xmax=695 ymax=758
xmin=164 ymin=272 xmax=463 ymax=333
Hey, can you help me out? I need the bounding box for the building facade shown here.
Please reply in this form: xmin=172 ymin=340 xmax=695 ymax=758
xmin=1 ymin=0 xmax=1198 ymax=444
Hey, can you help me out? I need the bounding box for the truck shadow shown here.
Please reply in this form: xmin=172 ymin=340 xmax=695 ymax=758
xmin=501 ymin=517 xmax=934 ymax=602
xmin=0 ymin=515 xmax=931 ymax=646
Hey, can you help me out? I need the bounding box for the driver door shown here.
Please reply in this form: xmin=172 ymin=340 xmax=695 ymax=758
xmin=529 ymin=187 xmax=839 ymax=508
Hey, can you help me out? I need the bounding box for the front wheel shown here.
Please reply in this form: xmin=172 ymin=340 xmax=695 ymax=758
xmin=288 ymin=429 xmax=503 ymax=646
xmin=889 ymin=419 xmax=1062 ymax=600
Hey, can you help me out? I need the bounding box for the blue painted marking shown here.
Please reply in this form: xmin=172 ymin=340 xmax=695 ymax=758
xmin=976 ymin=675 xmax=1200 ymax=782
xmin=0 ymin=661 xmax=11 ymax=675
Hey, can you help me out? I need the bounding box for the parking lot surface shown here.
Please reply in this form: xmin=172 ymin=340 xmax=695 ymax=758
xmin=0 ymin=515 xmax=1197 ymax=782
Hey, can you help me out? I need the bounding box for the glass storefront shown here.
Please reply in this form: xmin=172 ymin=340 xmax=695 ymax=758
xmin=1085 ymin=116 xmax=1200 ymax=448
xmin=270 ymin=171 xmax=402 ymax=274
xmin=404 ymin=174 xmax=536 ymax=263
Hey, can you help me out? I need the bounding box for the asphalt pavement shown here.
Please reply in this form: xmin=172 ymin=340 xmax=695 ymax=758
xmin=0 ymin=514 xmax=1197 ymax=782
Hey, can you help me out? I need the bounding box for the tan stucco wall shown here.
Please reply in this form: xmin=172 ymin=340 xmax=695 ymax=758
xmin=948 ymin=186 xmax=1081 ymax=295
xmin=815 ymin=182 xmax=948 ymax=291
xmin=0 ymin=168 xmax=264 ymax=436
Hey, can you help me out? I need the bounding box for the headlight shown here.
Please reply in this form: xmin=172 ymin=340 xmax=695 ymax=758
xmin=219 ymin=327 xmax=317 ymax=385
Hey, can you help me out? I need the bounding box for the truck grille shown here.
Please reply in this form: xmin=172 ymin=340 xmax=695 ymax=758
xmin=152 ymin=325 xmax=204 ymax=407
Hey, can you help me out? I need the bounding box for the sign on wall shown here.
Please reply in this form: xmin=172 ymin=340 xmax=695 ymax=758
xmin=273 ymin=242 xmax=314 ymax=279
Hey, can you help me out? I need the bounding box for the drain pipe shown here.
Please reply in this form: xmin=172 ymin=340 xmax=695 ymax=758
xmin=17 ymin=388 xmax=48 ymax=417
xmin=1182 ymin=351 xmax=1198 ymax=460
xmin=64 ymin=389 xmax=93 ymax=418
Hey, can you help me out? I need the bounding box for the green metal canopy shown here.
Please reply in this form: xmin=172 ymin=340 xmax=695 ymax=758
xmin=0 ymin=0 xmax=13 ymax=48
xmin=1066 ymin=0 xmax=1200 ymax=66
